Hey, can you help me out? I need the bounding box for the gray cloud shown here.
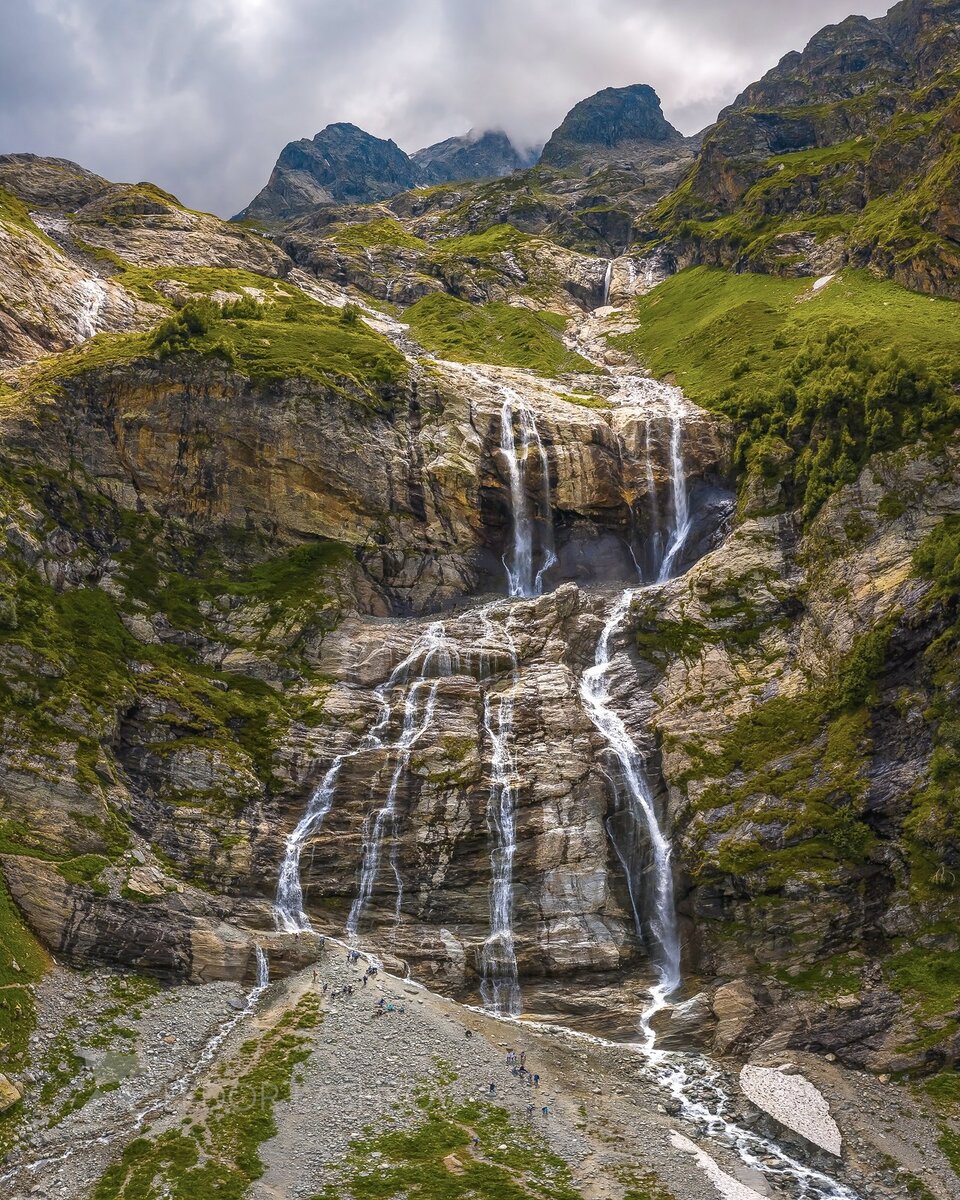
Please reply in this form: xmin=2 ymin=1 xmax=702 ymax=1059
xmin=1 ymin=0 xmax=892 ymax=216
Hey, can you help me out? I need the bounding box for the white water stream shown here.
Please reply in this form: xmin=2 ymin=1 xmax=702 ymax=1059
xmin=576 ymin=401 xmax=860 ymax=1200
xmin=499 ymin=385 xmax=557 ymax=598
xmin=347 ymin=633 xmax=451 ymax=935
xmin=601 ymin=259 xmax=614 ymax=307
xmin=275 ymin=623 xmax=455 ymax=935
xmin=269 ymin=361 xmax=861 ymax=1197
xmin=478 ymin=608 xmax=522 ymax=1016
xmin=74 ymin=277 xmax=107 ymax=341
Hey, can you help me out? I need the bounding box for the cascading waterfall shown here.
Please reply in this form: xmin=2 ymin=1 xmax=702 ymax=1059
xmin=74 ymin=278 xmax=107 ymax=341
xmin=499 ymin=386 xmax=556 ymax=598
xmin=642 ymin=416 xmax=663 ymax=579
xmin=267 ymin=349 xmax=862 ymax=1197
xmin=274 ymin=623 xmax=452 ymax=934
xmin=580 ymin=590 xmax=681 ymax=1006
xmin=478 ymin=609 xmax=522 ymax=1016
xmin=347 ymin=632 xmax=451 ymax=935
xmin=578 ymin=403 xmax=860 ymax=1200
xmin=275 ymin=758 xmax=344 ymax=933
xmin=657 ymin=392 xmax=692 ymax=583
xmin=601 ymin=258 xmax=614 ymax=306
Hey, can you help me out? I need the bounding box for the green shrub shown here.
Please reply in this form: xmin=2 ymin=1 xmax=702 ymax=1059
xmin=151 ymin=300 xmax=227 ymax=358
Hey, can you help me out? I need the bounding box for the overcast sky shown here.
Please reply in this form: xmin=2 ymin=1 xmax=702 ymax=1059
xmin=2 ymin=0 xmax=891 ymax=217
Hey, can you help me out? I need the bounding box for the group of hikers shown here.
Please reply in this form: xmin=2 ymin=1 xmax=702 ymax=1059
xmin=306 ymin=937 xmax=552 ymax=1121
xmin=309 ymin=943 xmax=382 ymax=1000
xmin=481 ymin=1045 xmax=547 ymax=1120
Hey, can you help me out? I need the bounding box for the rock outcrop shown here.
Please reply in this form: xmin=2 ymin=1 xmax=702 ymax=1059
xmin=412 ymin=129 xmax=539 ymax=184
xmin=540 ymin=84 xmax=690 ymax=170
xmin=237 ymin=123 xmax=421 ymax=223
xmin=237 ymin=123 xmax=537 ymax=225
xmin=656 ymin=0 xmax=960 ymax=296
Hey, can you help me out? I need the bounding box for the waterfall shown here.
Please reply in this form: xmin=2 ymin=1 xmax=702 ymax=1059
xmin=274 ymin=622 xmax=452 ymax=934
xmin=347 ymin=666 xmax=445 ymax=936
xmin=657 ymin=393 xmax=692 ymax=583
xmin=580 ymin=591 xmax=681 ymax=1002
xmin=275 ymin=758 xmax=344 ymax=932
xmin=643 ymin=416 xmax=663 ymax=580
xmin=499 ymin=387 xmax=556 ymax=598
xmin=254 ymin=944 xmax=270 ymax=989
xmin=478 ymin=609 xmax=522 ymax=1016
xmin=74 ymin=278 xmax=106 ymax=341
xmin=601 ymin=259 xmax=614 ymax=306
xmin=576 ymin=430 xmax=861 ymax=1200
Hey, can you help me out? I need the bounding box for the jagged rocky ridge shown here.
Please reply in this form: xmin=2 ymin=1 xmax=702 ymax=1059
xmin=237 ymin=122 xmax=539 ymax=224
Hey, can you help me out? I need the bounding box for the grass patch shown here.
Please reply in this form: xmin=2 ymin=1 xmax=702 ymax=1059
xmin=431 ymin=223 xmax=532 ymax=260
xmin=0 ymin=875 xmax=48 ymax=1150
xmin=925 ymin=1071 xmax=960 ymax=1116
xmin=313 ymin=1090 xmax=581 ymax=1200
xmin=25 ymin=267 xmax=407 ymax=404
xmin=902 ymin=518 xmax=960 ymax=897
xmin=333 ymin=217 xmax=427 ymax=252
xmin=404 ymin=294 xmax=595 ymax=376
xmin=614 ymin=268 xmax=960 ymax=410
xmin=681 ymin=622 xmax=897 ymax=891
xmin=0 ymin=186 xmax=57 ymax=247
xmin=939 ymin=1124 xmax=960 ymax=1180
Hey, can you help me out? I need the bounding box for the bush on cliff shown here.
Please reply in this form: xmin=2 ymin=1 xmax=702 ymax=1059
xmin=731 ymin=323 xmax=956 ymax=519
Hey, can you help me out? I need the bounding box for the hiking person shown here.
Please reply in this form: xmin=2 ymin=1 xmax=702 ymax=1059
xmin=533 ymin=1074 xmax=540 ymax=1088
xmin=488 ymin=1080 xmax=496 ymax=1095
xmin=542 ymin=1105 xmax=549 ymax=1117
xmin=519 ymin=1051 xmax=526 ymax=1069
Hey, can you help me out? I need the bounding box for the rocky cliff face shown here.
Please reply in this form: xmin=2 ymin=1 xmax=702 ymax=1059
xmin=412 ymin=129 xmax=539 ymax=184
xmin=235 ymin=87 xmax=699 ymax=254
xmin=236 ymin=123 xmax=421 ymax=223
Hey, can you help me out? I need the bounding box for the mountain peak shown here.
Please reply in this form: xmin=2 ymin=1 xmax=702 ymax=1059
xmin=411 ymin=128 xmax=539 ymax=185
xmin=539 ymin=83 xmax=684 ymax=170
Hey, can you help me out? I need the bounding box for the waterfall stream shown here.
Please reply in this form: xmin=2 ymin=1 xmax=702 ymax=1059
xmin=580 ymin=589 xmax=681 ymax=1001
xmin=275 ymin=623 xmax=453 ymax=934
xmin=499 ymin=385 xmax=556 ymax=598
xmin=657 ymin=391 xmax=693 ymax=582
xmin=478 ymin=608 xmax=522 ymax=1016
xmin=576 ymin=402 xmax=860 ymax=1200
xmin=601 ymin=259 xmax=614 ymax=306
xmin=74 ymin=278 xmax=107 ymax=341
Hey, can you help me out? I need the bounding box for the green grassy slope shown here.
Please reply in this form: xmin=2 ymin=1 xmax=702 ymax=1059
xmin=404 ymin=294 xmax=596 ymax=375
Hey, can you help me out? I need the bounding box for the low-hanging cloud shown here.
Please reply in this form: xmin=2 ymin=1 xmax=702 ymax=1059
xmin=1 ymin=0 xmax=892 ymax=216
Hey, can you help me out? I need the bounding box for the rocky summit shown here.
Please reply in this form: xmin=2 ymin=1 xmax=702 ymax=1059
xmin=539 ymin=83 xmax=692 ymax=170
xmin=0 ymin=1 xmax=959 ymax=1199
xmin=238 ymin=122 xmax=539 ymax=224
